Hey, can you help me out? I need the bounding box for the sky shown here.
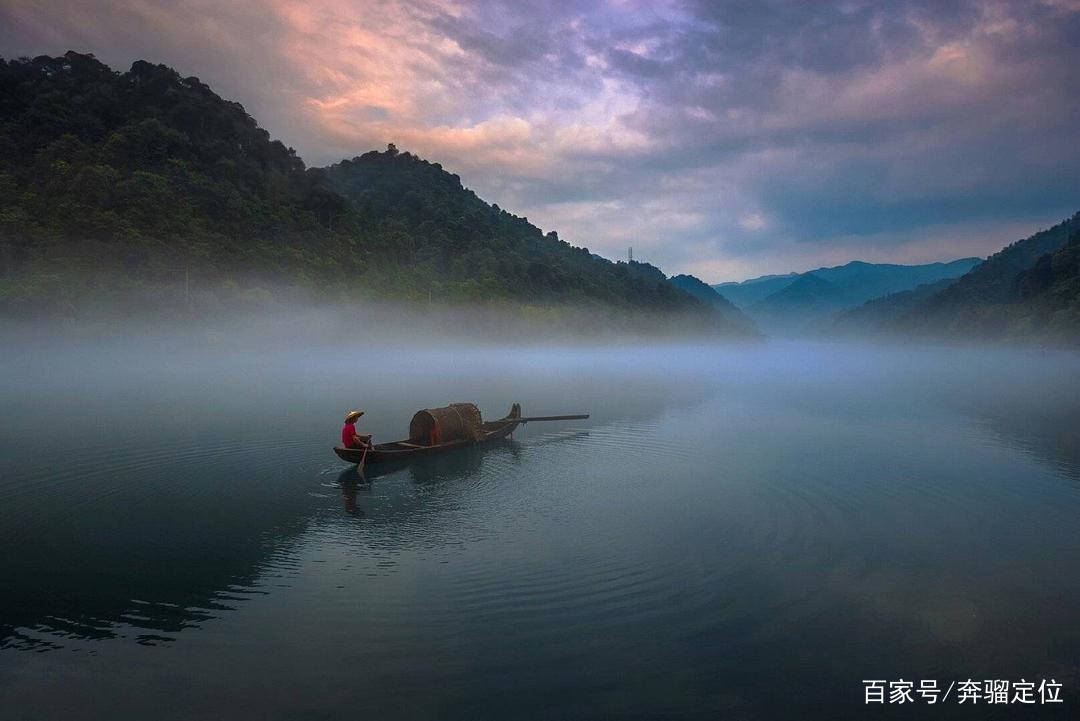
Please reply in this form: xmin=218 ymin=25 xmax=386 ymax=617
xmin=2 ymin=0 xmax=1079 ymax=281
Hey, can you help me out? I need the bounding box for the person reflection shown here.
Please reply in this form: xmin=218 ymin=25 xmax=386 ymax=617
xmin=337 ymin=469 xmax=369 ymax=518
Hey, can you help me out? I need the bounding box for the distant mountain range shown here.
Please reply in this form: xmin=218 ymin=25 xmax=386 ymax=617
xmin=714 ymin=258 xmax=981 ymax=335
xmin=841 ymin=213 xmax=1080 ymax=342
xmin=710 ymin=273 xmax=798 ymax=308
xmin=723 ymin=212 xmax=1080 ymax=343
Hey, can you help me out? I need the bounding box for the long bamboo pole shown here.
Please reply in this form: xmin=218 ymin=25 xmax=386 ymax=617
xmin=517 ymin=414 xmax=589 ymax=422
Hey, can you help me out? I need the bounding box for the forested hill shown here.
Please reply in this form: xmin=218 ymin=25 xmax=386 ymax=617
xmin=666 ymin=274 xmax=757 ymax=333
xmin=891 ymin=213 xmax=1080 ymax=340
xmin=0 ymin=51 xmax=750 ymax=335
xmin=0 ymin=51 xmax=358 ymax=310
xmin=832 ymin=278 xmax=957 ymax=335
xmin=320 ymin=150 xmax=736 ymax=317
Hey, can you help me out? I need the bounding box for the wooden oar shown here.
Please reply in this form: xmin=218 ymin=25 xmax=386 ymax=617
xmin=517 ymin=414 xmax=589 ymax=423
xmin=356 ymin=442 xmax=370 ymax=475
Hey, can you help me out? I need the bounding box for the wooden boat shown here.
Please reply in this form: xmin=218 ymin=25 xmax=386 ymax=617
xmin=333 ymin=403 xmax=587 ymax=466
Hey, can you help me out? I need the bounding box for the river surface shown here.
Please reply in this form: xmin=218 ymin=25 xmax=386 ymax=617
xmin=1 ymin=331 xmax=1078 ymax=719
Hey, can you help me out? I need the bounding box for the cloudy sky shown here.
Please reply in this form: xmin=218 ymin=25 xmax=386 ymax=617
xmin=3 ymin=0 xmax=1079 ymax=280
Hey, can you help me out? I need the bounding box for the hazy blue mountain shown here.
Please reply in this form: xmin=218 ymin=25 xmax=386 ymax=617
xmin=746 ymin=273 xmax=838 ymax=334
xmin=754 ymin=272 xmax=835 ymax=309
xmin=712 ymin=274 xmax=798 ymax=308
xmin=715 ymin=259 xmax=978 ymax=310
xmin=833 ymin=277 xmax=958 ymax=335
xmin=724 ymin=258 xmax=981 ymax=335
xmin=808 ymin=259 xmax=982 ymax=304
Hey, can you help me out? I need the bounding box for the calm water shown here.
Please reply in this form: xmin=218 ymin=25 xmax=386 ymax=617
xmin=1 ymin=329 xmax=1078 ymax=719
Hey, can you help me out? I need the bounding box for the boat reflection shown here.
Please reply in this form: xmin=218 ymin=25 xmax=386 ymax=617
xmin=362 ymin=438 xmax=519 ymax=484
xmin=333 ymin=439 xmax=524 ymax=520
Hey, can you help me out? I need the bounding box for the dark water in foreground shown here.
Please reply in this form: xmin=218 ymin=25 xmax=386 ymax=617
xmin=1 ymin=334 xmax=1078 ymax=719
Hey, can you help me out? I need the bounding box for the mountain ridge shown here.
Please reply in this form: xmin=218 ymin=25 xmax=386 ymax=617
xmin=716 ymin=257 xmax=982 ymax=335
xmin=0 ymin=51 xmax=752 ymax=335
xmin=888 ymin=213 xmax=1080 ymax=339
xmin=667 ymin=274 xmax=758 ymax=333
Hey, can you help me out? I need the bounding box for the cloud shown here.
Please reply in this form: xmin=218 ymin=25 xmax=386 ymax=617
xmin=2 ymin=0 xmax=1078 ymax=281
xmin=739 ymin=214 xmax=767 ymax=232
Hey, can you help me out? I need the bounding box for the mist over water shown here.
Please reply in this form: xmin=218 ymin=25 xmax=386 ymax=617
xmin=1 ymin=313 xmax=1078 ymax=720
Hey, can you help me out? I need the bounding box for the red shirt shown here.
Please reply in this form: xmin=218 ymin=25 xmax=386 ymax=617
xmin=341 ymin=422 xmax=357 ymax=447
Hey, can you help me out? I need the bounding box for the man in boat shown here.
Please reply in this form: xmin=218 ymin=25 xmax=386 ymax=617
xmin=341 ymin=410 xmax=372 ymax=449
